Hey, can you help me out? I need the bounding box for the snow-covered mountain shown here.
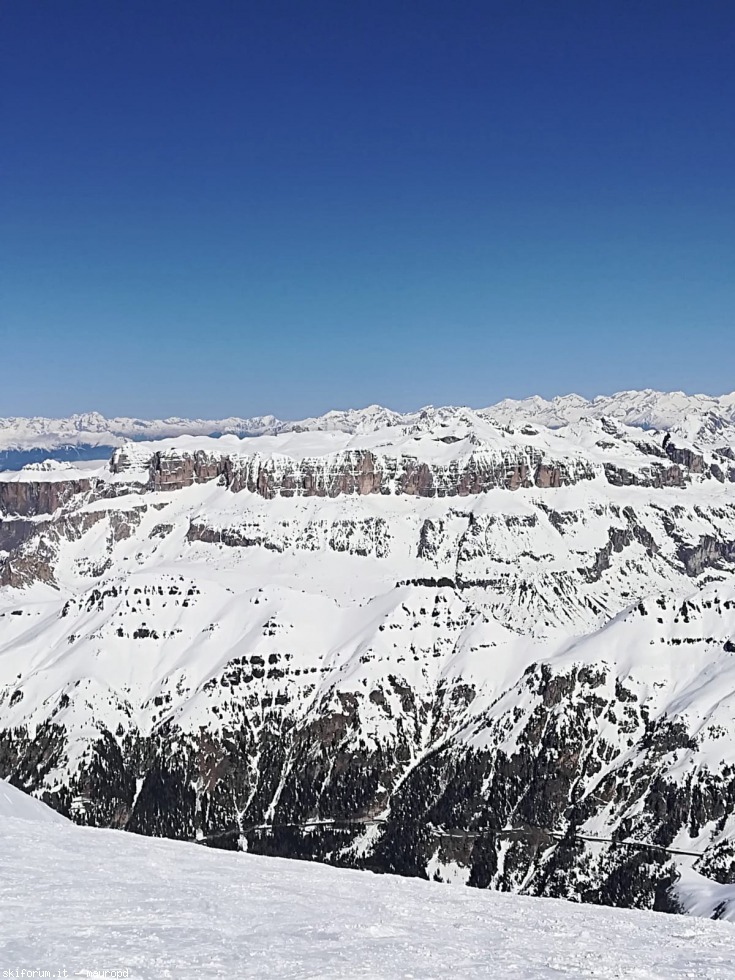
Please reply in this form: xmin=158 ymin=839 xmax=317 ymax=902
xmin=2 ymin=783 xmax=734 ymax=979
xmin=0 ymin=410 xmax=282 ymax=448
xmin=489 ymin=388 xmax=735 ymax=429
xmin=2 ymin=400 xmax=735 ymax=915
xmin=0 ymin=411 xmax=282 ymax=470
xmin=3 ymin=388 xmax=735 ymax=468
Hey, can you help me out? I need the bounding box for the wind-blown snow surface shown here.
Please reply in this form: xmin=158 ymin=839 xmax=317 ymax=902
xmin=3 ymin=404 xmax=735 ymax=913
xmin=2 ymin=783 xmax=735 ymax=980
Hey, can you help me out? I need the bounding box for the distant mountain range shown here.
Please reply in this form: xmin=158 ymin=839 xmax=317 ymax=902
xmin=2 ymin=389 xmax=735 ymax=470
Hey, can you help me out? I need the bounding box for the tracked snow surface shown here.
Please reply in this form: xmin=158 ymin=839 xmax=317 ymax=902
xmin=3 ymin=396 xmax=735 ymax=915
xmin=1 ymin=781 xmax=734 ymax=980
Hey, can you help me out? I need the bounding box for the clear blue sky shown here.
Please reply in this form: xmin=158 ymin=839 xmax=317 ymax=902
xmin=2 ymin=1 xmax=734 ymax=419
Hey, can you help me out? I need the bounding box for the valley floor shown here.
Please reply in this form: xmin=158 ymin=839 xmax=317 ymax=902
xmin=2 ymin=791 xmax=735 ymax=980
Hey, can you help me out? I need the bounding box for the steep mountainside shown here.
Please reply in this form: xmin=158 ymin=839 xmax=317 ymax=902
xmin=2 ymin=406 xmax=735 ymax=914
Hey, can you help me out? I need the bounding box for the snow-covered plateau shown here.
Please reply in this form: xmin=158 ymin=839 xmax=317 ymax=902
xmin=2 ymin=394 xmax=735 ymax=917
xmin=2 ymin=780 xmax=735 ymax=980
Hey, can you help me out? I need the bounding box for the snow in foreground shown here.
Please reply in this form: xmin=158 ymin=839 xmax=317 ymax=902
xmin=1 ymin=784 xmax=735 ymax=979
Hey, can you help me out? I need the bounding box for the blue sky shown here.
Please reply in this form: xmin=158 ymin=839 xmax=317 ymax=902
xmin=2 ymin=1 xmax=734 ymax=418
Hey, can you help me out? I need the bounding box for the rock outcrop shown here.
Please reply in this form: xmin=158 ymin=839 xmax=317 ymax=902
xmin=0 ymin=478 xmax=94 ymax=517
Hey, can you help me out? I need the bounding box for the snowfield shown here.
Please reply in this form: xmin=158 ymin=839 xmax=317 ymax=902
xmin=2 ymin=781 xmax=735 ymax=980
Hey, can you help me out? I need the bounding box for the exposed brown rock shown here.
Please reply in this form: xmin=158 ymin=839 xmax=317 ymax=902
xmin=0 ymin=479 xmax=93 ymax=517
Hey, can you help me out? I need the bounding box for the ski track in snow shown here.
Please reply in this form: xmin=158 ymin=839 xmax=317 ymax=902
xmin=1 ymin=785 xmax=735 ymax=980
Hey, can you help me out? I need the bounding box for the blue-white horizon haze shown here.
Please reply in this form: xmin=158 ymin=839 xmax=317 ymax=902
xmin=2 ymin=1 xmax=734 ymax=420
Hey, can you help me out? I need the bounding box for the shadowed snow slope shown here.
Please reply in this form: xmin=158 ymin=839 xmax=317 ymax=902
xmin=1 ymin=805 xmax=735 ymax=980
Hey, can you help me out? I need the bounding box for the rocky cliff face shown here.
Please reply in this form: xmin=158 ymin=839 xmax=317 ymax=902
xmin=109 ymin=420 xmax=733 ymax=501
xmin=0 ymin=477 xmax=95 ymax=517
xmin=111 ymin=443 xmax=597 ymax=497
xmin=3 ymin=410 xmax=735 ymax=918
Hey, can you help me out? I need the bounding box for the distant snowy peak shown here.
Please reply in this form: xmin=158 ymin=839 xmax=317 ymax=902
xmin=0 ymin=412 xmax=283 ymax=451
xmin=487 ymin=389 xmax=735 ymax=435
xmin=289 ymin=404 xmax=407 ymax=433
xmin=3 ymin=389 xmax=735 ymax=457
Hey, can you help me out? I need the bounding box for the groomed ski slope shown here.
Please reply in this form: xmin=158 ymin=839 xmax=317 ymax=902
xmin=1 ymin=783 xmax=734 ymax=979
